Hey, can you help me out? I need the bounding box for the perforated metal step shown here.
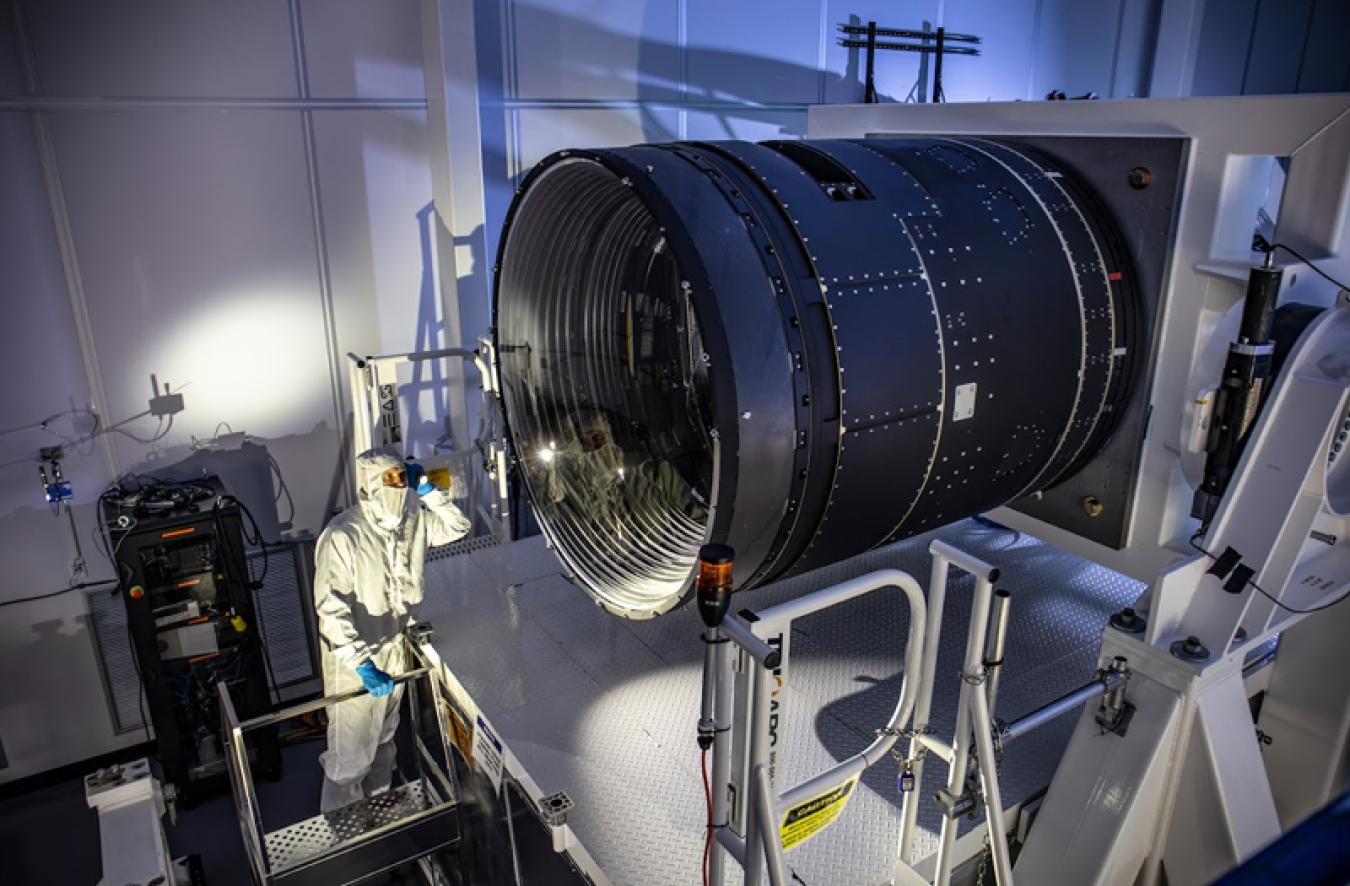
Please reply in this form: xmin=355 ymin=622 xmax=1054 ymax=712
xmin=262 ymin=782 xmax=458 ymax=884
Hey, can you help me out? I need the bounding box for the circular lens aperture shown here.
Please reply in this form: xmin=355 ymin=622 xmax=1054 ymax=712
xmin=496 ymin=159 xmax=715 ymax=616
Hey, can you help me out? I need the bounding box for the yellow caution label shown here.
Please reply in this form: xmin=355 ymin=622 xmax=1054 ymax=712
xmin=779 ymin=777 xmax=858 ymax=850
xmin=444 ymin=699 xmax=474 ymax=761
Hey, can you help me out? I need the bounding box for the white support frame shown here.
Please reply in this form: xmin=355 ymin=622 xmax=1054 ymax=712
xmin=347 ymin=345 xmax=512 ymax=543
xmin=1015 ymin=303 xmax=1350 ymax=886
xmin=904 ymin=541 xmax=1010 ymax=886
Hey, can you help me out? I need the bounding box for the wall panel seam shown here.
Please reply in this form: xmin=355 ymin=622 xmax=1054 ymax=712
xmin=1026 ymin=0 xmax=1045 ymax=100
xmin=287 ymin=0 xmax=351 ymax=505
xmin=7 ymin=0 xmax=120 ymax=481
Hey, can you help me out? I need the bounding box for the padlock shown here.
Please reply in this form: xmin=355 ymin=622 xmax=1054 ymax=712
xmin=899 ymin=770 xmax=915 ymax=793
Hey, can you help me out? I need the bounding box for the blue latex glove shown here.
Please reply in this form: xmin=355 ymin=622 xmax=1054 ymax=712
xmin=355 ymin=661 xmax=395 ymax=697
xmin=405 ymin=462 xmax=435 ymax=497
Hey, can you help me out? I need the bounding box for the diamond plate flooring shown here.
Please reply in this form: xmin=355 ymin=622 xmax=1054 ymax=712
xmin=423 ymin=522 xmax=1144 ymax=885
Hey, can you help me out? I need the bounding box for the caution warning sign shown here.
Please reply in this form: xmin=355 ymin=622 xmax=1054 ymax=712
xmin=779 ymin=777 xmax=859 ymax=850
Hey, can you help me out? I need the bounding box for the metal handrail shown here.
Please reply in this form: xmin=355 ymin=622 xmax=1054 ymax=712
xmin=728 ymin=567 xmax=930 ymax=886
xmin=219 ymin=683 xmax=270 ymax=883
xmin=238 ymin=666 xmax=432 ymax=730
xmin=222 ymin=634 xmax=461 ymax=885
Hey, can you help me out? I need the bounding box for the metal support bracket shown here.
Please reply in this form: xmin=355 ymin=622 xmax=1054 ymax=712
xmin=407 ymin=621 xmax=436 ymax=644
xmin=539 ymin=791 xmax=575 ymax=827
xmin=935 ymin=784 xmax=980 ymax=821
xmin=1097 ymin=700 xmax=1136 ymax=737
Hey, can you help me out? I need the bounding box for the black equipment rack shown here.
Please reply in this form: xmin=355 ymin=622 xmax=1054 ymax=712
xmin=103 ymin=477 xmax=280 ymax=803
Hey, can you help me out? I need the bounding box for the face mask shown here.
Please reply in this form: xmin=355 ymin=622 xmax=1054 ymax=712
xmin=369 ymin=485 xmax=409 ymax=529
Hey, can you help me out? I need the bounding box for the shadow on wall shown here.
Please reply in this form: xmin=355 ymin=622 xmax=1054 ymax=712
xmin=0 ymin=614 xmax=116 ymax=778
xmin=492 ymin=2 xmax=897 ymax=118
xmin=404 ymin=201 xmax=452 ymax=455
xmin=399 ymin=204 xmax=493 ymax=460
xmin=330 ymin=4 xmax=905 ymax=469
xmin=471 ymin=0 xmax=901 ymax=278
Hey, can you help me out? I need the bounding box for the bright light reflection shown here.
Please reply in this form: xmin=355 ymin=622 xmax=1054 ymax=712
xmin=154 ymin=293 xmax=331 ymax=440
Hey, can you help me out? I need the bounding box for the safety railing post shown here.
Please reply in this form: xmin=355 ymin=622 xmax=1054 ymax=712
xmin=899 ymin=554 xmax=952 ymax=863
xmin=969 ymin=682 xmax=1015 ymax=884
xmin=927 ymin=541 xmax=1000 ymax=886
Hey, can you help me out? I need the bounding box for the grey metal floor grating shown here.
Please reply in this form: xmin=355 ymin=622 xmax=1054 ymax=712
xmin=264 ymin=782 xmax=431 ymax=873
xmin=421 ymin=521 xmax=1145 ymax=885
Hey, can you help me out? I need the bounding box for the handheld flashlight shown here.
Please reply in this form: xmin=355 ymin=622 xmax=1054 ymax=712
xmin=696 ymin=543 xmax=735 ymax=628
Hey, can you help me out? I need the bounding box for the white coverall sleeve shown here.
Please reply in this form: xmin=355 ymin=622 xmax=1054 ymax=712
xmin=419 ymin=487 xmax=472 ymax=548
xmin=314 ymin=528 xmax=373 ymax=670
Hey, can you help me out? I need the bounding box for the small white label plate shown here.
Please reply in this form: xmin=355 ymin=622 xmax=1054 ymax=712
xmin=954 ymin=383 xmax=977 ymax=422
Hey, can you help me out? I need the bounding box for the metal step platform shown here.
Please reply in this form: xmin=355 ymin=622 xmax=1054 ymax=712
xmin=418 ymin=520 xmax=1148 ymax=885
xmin=261 ymin=782 xmax=458 ymax=886
xmin=222 ymin=644 xmax=462 ymax=886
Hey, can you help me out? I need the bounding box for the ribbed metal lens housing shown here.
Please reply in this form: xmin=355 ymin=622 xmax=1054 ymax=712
xmin=494 ymin=139 xmax=1141 ymax=618
xmin=495 ymin=159 xmax=715 ymax=615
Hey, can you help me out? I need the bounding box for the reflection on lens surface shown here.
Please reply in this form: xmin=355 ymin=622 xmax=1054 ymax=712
xmin=496 ymin=159 xmax=714 ymax=616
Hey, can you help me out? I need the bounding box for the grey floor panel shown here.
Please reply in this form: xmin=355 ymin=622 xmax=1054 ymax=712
xmin=471 ymin=533 xmax=565 ymax=588
xmin=505 ymin=575 xmax=671 ymax=690
xmin=424 ymin=520 xmax=1145 ymax=885
xmin=423 ymin=566 xmax=594 ymax=716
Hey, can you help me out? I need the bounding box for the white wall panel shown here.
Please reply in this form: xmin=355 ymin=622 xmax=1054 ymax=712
xmin=1028 ymin=0 xmax=1128 ymax=99
xmin=299 ymin=0 xmax=427 ymax=99
xmin=21 ymin=0 xmax=297 ymax=98
xmin=687 ymin=0 xmax=822 ymax=104
xmin=0 ymin=108 xmax=110 ymax=581
xmin=1112 ymin=0 xmax=1164 ymax=98
xmin=1243 ymin=0 xmax=1314 ymax=95
xmin=682 ymin=108 xmax=806 ymax=141
xmin=1298 ymin=0 xmax=1350 ymax=93
xmin=944 ymin=0 xmax=1040 ymax=101
xmin=515 ymin=107 xmax=679 ymax=170
xmin=0 ymin=109 xmax=142 ymax=782
xmin=0 ymin=587 xmax=142 ymax=781
xmin=1031 ymin=0 xmax=1128 ymax=99
xmin=510 ymin=0 xmax=680 ymax=100
xmin=312 ymin=109 xmax=458 ymax=458
xmin=314 ymin=110 xmax=435 ymax=357
xmin=0 ymin=121 xmax=96 ymax=514
xmin=0 ymin=7 xmax=25 ymax=95
xmin=1191 ymin=0 xmax=1260 ymax=97
xmin=46 ymin=110 xmax=335 ymax=526
xmin=821 ymin=0 xmax=941 ymax=104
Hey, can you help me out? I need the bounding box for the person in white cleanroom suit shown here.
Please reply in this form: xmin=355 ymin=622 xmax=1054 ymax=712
xmin=314 ymin=447 xmax=470 ymax=812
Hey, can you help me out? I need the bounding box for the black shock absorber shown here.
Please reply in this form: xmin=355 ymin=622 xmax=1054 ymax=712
xmin=1192 ymin=251 xmax=1283 ymax=524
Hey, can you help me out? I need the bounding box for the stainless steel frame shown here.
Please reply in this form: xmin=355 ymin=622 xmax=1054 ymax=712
xmin=220 ymin=638 xmax=461 ymax=886
xmin=346 ymin=342 xmax=512 ymax=545
xmin=706 ymin=553 xmax=942 ymax=886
